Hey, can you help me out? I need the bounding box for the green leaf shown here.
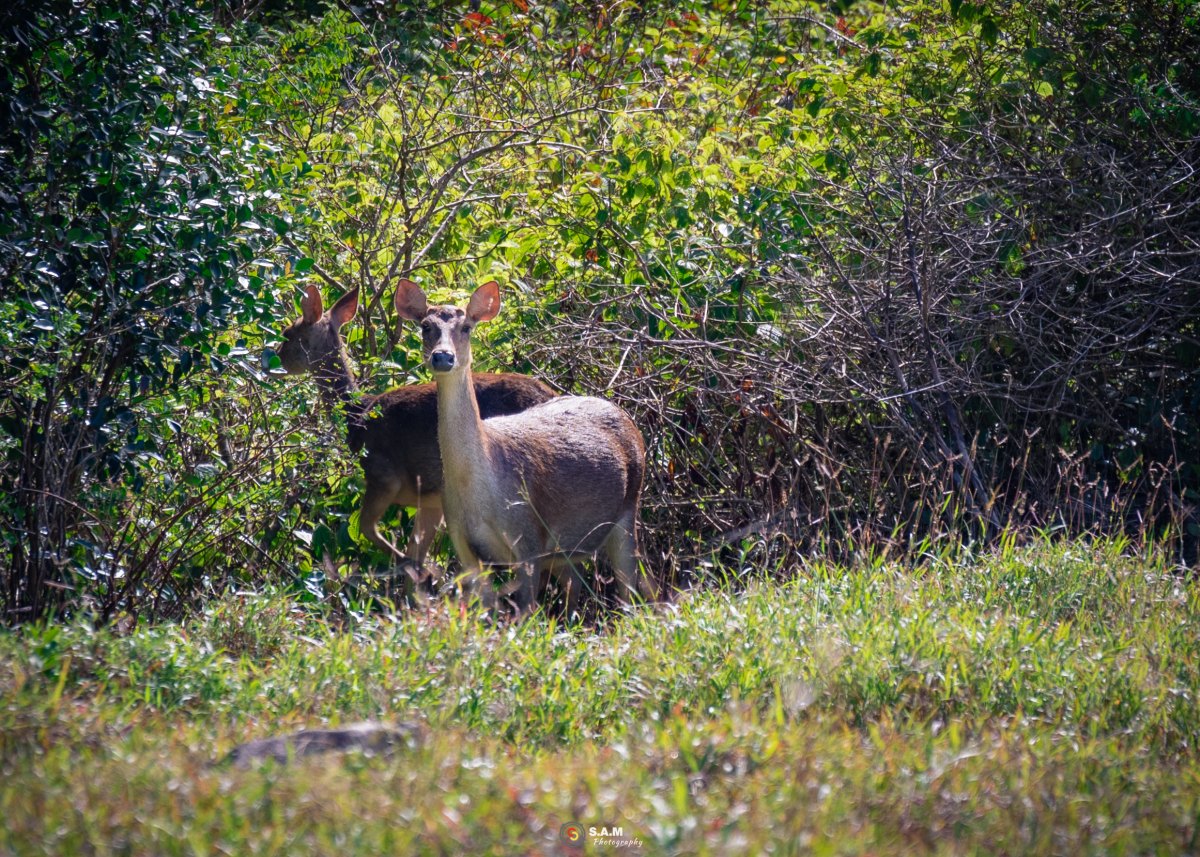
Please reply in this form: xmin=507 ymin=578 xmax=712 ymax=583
xmin=980 ymin=16 xmax=1000 ymax=45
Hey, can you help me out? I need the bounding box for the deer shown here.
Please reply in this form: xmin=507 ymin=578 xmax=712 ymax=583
xmin=276 ymin=284 xmax=555 ymax=592
xmin=394 ymin=278 xmax=653 ymax=616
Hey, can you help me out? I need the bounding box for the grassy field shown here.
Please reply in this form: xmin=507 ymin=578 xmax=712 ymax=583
xmin=1 ymin=541 xmax=1198 ymax=855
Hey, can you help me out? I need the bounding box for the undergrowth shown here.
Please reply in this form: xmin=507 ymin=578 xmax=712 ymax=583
xmin=1 ymin=540 xmax=1197 ymax=855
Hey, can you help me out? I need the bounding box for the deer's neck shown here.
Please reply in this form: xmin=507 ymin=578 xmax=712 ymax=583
xmin=312 ymin=348 xmax=368 ymax=451
xmin=312 ymin=347 xmax=359 ymax=408
xmin=435 ymin=367 xmax=495 ymax=503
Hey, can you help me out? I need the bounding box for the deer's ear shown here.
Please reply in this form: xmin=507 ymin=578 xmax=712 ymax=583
xmin=329 ymin=287 xmax=358 ymax=330
xmin=466 ymin=281 xmax=500 ymax=324
xmin=394 ymin=279 xmax=428 ymax=321
xmin=300 ymin=285 xmax=324 ymax=324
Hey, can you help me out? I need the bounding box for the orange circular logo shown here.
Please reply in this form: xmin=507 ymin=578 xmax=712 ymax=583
xmin=560 ymin=821 xmax=584 ymax=847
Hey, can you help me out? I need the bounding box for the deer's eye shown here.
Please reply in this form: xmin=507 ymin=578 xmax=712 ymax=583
xmin=461 ymin=324 xmax=472 ymax=334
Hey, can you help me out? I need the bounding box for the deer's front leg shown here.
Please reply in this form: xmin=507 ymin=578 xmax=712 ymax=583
xmin=510 ymin=563 xmax=539 ymax=618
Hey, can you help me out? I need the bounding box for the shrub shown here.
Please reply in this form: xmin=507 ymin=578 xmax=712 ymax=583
xmin=0 ymin=0 xmax=286 ymax=620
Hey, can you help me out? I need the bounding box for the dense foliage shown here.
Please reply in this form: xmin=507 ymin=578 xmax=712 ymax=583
xmin=0 ymin=0 xmax=299 ymax=620
xmin=1 ymin=0 xmax=1198 ymax=621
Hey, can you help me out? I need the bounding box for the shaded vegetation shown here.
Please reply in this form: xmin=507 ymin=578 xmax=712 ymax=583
xmin=1 ymin=0 xmax=292 ymax=619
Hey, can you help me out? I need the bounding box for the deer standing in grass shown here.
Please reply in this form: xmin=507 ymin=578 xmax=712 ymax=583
xmin=394 ymin=278 xmax=651 ymax=615
xmin=276 ymin=284 xmax=555 ymax=588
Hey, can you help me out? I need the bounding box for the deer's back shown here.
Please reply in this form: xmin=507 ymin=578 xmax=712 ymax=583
xmin=349 ymin=373 xmax=555 ymax=495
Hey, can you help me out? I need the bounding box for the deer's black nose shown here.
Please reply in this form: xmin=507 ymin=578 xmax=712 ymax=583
xmin=431 ymin=350 xmax=455 ymax=372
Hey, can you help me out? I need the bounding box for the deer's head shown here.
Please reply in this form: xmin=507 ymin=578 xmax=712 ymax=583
xmin=394 ymin=279 xmax=500 ymax=376
xmin=277 ymin=285 xmax=358 ymax=375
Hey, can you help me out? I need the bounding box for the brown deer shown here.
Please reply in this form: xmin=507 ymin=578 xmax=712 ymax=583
xmin=394 ymin=278 xmax=652 ymax=615
xmin=276 ymin=284 xmax=555 ymax=588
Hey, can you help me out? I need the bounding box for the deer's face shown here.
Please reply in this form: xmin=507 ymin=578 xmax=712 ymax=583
xmin=419 ymin=306 xmax=474 ymax=375
xmin=277 ymin=315 xmax=325 ymax=374
xmin=395 ymin=279 xmax=501 ymax=378
xmin=275 ymin=285 xmax=357 ymax=374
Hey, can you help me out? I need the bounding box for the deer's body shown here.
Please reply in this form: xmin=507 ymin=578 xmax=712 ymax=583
xmin=396 ymin=280 xmax=651 ymax=615
xmin=277 ymin=285 xmax=554 ymax=580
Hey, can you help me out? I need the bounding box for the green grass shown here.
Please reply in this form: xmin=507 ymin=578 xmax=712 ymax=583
xmin=2 ymin=541 xmax=1198 ymax=855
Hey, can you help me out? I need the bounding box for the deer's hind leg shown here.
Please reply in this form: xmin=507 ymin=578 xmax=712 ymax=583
xmin=604 ymin=511 xmax=652 ymax=605
xmin=360 ymin=478 xmax=405 ymax=565
xmin=507 ymin=563 xmax=540 ymax=618
xmin=540 ymin=558 xmax=587 ymax=620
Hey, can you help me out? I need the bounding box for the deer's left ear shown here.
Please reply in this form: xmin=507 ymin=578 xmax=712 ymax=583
xmin=300 ymin=284 xmax=324 ymax=324
xmin=466 ymin=281 xmax=500 ymax=324
xmin=394 ymin=278 xmax=428 ymax=321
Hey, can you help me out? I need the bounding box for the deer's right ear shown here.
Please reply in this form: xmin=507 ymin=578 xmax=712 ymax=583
xmin=394 ymin=278 xmax=428 ymax=321
xmin=300 ymin=284 xmax=324 ymax=324
xmin=466 ymin=281 xmax=501 ymax=324
xmin=329 ymin=287 xmax=359 ymax=330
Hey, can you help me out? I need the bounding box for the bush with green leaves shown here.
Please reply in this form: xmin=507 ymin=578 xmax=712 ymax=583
xmin=204 ymin=0 xmax=1200 ymax=596
xmin=499 ymin=0 xmax=1200 ymax=578
xmin=750 ymin=0 xmax=1200 ymax=549
xmin=0 ymin=0 xmax=292 ymax=620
